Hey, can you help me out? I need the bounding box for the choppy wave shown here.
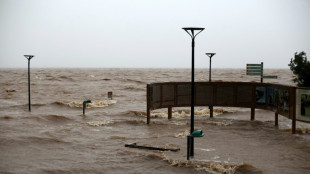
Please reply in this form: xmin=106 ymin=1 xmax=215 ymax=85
xmin=125 ymin=78 xmax=146 ymax=84
xmin=126 ymin=151 xmax=261 ymax=174
xmin=124 ymin=85 xmax=144 ymax=90
xmin=152 ymin=118 xmax=232 ymax=127
xmin=45 ymin=75 xmax=75 ymax=82
xmin=152 ymin=120 xmax=188 ymax=126
xmin=234 ymin=163 xmax=263 ymax=174
xmin=31 ymin=103 xmax=47 ymax=107
xmin=201 ymin=120 xmax=233 ymax=126
xmin=87 ymin=74 xmax=95 ymax=78
xmin=119 ymin=119 xmax=147 ymax=125
xmin=44 ymin=114 xmax=72 ymax=122
xmin=110 ymin=136 xmax=145 ymax=140
xmin=86 ymin=120 xmax=113 ymax=126
xmin=56 ymin=100 xmax=116 ymax=108
xmin=21 ymin=114 xmax=72 ymax=124
xmin=59 ymin=75 xmax=74 ymax=81
xmin=128 ymin=108 xmax=236 ymax=118
xmin=161 ymin=154 xmax=261 ymax=174
xmin=116 ymin=77 xmax=146 ymax=84
xmin=1 ymin=115 xmax=13 ymax=120
xmin=283 ymin=127 xmax=310 ymax=134
xmin=5 ymin=89 xmax=16 ymax=92
xmin=127 ymin=110 xmax=147 ymax=116
xmin=174 ymin=129 xmax=190 ymax=138
xmin=25 ymin=136 xmax=68 ymax=144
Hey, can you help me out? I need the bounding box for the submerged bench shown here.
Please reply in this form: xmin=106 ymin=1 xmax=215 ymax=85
xmin=146 ymin=82 xmax=310 ymax=134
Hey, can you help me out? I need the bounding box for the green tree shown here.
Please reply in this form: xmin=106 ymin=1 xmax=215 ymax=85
xmin=288 ymin=51 xmax=310 ymax=87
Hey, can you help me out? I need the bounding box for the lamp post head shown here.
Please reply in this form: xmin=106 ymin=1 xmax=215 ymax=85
xmin=24 ymin=55 xmax=35 ymax=60
xmin=206 ymin=53 xmax=216 ymax=59
xmin=182 ymin=27 xmax=205 ymax=39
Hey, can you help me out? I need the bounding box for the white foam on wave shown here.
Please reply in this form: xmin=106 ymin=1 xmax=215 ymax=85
xmin=56 ymin=100 xmax=117 ymax=108
xmin=86 ymin=120 xmax=113 ymax=126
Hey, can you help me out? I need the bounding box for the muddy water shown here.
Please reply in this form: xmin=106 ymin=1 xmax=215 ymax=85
xmin=1 ymin=68 xmax=310 ymax=174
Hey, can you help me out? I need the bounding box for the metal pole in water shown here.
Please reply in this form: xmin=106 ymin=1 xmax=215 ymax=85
xmin=209 ymin=56 xmax=211 ymax=82
xmin=28 ymin=59 xmax=31 ymax=111
xmin=24 ymin=55 xmax=34 ymax=112
xmin=187 ymin=130 xmax=205 ymax=160
xmin=206 ymin=53 xmax=216 ymax=118
xmin=182 ymin=27 xmax=204 ymax=157
xmin=83 ymin=100 xmax=92 ymax=116
xmin=83 ymin=103 xmax=86 ymax=115
xmin=190 ymin=36 xmax=195 ymax=157
xmin=187 ymin=136 xmax=191 ymax=160
xmin=206 ymin=53 xmax=216 ymax=82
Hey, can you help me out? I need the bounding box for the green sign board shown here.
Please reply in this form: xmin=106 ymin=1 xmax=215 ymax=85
xmin=246 ymin=63 xmax=263 ymax=76
xmin=246 ymin=62 xmax=277 ymax=82
xmin=263 ymin=75 xmax=278 ymax=79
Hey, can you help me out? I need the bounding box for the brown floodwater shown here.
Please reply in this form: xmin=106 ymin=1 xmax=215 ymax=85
xmin=0 ymin=68 xmax=310 ymax=174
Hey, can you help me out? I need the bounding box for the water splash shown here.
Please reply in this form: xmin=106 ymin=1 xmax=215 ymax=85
xmin=161 ymin=153 xmax=239 ymax=174
xmin=152 ymin=121 xmax=188 ymax=126
xmin=86 ymin=120 xmax=113 ymax=126
xmin=283 ymin=127 xmax=310 ymax=134
xmin=56 ymin=100 xmax=117 ymax=108
xmin=174 ymin=129 xmax=190 ymax=138
xmin=123 ymin=144 xmax=261 ymax=173
xmin=130 ymin=108 xmax=236 ymax=118
xmin=6 ymin=89 xmax=16 ymax=92
xmin=201 ymin=120 xmax=233 ymax=126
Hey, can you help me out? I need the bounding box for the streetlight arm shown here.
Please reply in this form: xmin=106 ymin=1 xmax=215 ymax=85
xmin=182 ymin=27 xmax=205 ymax=39
xmin=24 ymin=55 xmax=35 ymax=60
xmin=206 ymin=53 xmax=216 ymax=59
xmin=193 ymin=29 xmax=204 ymax=39
xmin=183 ymin=29 xmax=194 ymax=39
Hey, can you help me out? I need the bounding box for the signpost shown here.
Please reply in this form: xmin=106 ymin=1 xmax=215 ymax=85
xmin=246 ymin=62 xmax=277 ymax=82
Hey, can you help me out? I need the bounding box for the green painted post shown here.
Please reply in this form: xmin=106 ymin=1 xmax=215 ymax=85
xmin=190 ymin=130 xmax=205 ymax=137
xmin=83 ymin=100 xmax=92 ymax=116
xmin=187 ymin=129 xmax=204 ymax=160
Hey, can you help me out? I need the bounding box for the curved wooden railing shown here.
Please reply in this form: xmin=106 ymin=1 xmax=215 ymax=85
xmin=146 ymin=82 xmax=310 ymax=134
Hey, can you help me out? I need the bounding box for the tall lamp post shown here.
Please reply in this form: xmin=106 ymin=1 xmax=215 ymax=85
xmin=206 ymin=53 xmax=216 ymax=82
xmin=206 ymin=53 xmax=215 ymax=118
xmin=24 ymin=55 xmax=34 ymax=112
xmin=182 ymin=27 xmax=204 ymax=157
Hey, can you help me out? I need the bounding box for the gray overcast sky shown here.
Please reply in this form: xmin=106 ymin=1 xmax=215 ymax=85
xmin=0 ymin=0 xmax=309 ymax=68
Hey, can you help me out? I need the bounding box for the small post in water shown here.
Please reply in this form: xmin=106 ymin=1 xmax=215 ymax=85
xmin=108 ymin=91 xmax=113 ymax=100
xmin=187 ymin=136 xmax=191 ymax=160
xmin=187 ymin=129 xmax=204 ymax=160
xmin=83 ymin=100 xmax=92 ymax=116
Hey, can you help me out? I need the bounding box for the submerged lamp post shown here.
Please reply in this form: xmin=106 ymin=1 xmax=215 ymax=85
xmin=182 ymin=27 xmax=204 ymax=158
xmin=24 ymin=55 xmax=34 ymax=112
xmin=206 ymin=53 xmax=216 ymax=82
xmin=187 ymin=130 xmax=204 ymax=160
